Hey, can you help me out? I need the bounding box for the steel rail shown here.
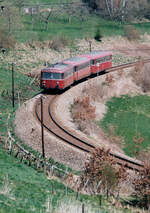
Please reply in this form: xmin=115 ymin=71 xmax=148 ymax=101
xmin=48 ymin=96 xmax=144 ymax=171
xmin=35 ymin=97 xmax=93 ymax=153
xmin=35 ymin=59 xmax=149 ymax=171
xmin=107 ymin=58 xmax=150 ymax=73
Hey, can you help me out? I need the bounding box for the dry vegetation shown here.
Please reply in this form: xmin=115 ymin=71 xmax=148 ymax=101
xmin=79 ymin=148 xmax=127 ymax=199
xmin=124 ymin=25 xmax=141 ymax=41
xmin=2 ymin=34 xmax=150 ymax=79
xmin=72 ymin=96 xmax=96 ymax=121
xmin=132 ymin=62 xmax=150 ymax=92
xmin=78 ymin=148 xmax=150 ymax=210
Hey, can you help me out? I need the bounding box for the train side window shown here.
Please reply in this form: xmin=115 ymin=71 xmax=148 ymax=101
xmin=90 ymin=60 xmax=95 ymax=65
xmin=96 ymin=58 xmax=103 ymax=63
xmin=74 ymin=66 xmax=77 ymax=72
xmin=61 ymin=73 xmax=64 ymax=79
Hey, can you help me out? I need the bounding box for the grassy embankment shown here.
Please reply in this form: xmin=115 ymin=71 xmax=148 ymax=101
xmin=0 ymin=64 xmax=109 ymax=212
xmin=100 ymin=95 xmax=150 ymax=157
xmin=11 ymin=0 xmax=150 ymax=43
xmin=16 ymin=16 xmax=150 ymax=43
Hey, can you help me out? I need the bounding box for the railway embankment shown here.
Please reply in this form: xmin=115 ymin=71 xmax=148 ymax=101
xmin=15 ymin=64 xmax=143 ymax=170
xmin=14 ymin=95 xmax=87 ymax=170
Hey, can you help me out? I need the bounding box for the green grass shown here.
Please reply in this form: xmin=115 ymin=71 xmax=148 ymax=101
xmin=0 ymin=64 xmax=106 ymax=212
xmin=1 ymin=5 xmax=150 ymax=210
xmin=13 ymin=13 xmax=150 ymax=43
xmin=0 ymin=61 xmax=123 ymax=212
xmin=100 ymin=95 xmax=150 ymax=157
xmin=22 ymin=0 xmax=80 ymax=4
xmin=15 ymin=15 xmax=125 ymax=42
xmin=2 ymin=0 xmax=150 ymax=43
xmin=0 ymin=145 xmax=74 ymax=213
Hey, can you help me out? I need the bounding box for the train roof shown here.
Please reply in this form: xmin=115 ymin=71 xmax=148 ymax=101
xmin=82 ymin=51 xmax=112 ymax=60
xmin=63 ymin=56 xmax=90 ymax=65
xmin=41 ymin=62 xmax=73 ymax=73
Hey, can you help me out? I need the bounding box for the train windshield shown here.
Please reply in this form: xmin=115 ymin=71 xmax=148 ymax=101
xmin=41 ymin=72 xmax=63 ymax=79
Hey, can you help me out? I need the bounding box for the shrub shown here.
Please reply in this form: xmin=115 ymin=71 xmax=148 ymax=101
xmin=132 ymin=62 xmax=150 ymax=92
xmin=133 ymin=161 xmax=150 ymax=210
xmin=124 ymin=25 xmax=140 ymax=41
xmin=49 ymin=34 xmax=70 ymax=51
xmin=94 ymin=26 xmax=102 ymax=42
xmin=0 ymin=28 xmax=16 ymax=49
xmin=79 ymin=148 xmax=127 ymax=199
xmin=72 ymin=96 xmax=96 ymax=121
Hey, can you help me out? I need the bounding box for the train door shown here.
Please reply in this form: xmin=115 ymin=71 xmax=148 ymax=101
xmin=73 ymin=66 xmax=78 ymax=81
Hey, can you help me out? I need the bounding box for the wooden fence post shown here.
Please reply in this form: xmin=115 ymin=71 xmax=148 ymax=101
xmin=82 ymin=203 xmax=85 ymax=213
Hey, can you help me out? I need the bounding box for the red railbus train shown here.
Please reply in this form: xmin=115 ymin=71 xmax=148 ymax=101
xmin=40 ymin=63 xmax=74 ymax=89
xmin=40 ymin=51 xmax=112 ymax=90
xmin=82 ymin=51 xmax=112 ymax=74
xmin=63 ymin=56 xmax=90 ymax=81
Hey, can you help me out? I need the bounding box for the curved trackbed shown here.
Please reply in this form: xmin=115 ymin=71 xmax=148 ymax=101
xmin=35 ymin=59 xmax=150 ymax=171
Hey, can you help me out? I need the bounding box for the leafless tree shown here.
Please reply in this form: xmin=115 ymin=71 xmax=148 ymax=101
xmin=85 ymin=0 xmax=150 ymax=21
xmin=15 ymin=0 xmax=24 ymax=14
xmin=133 ymin=162 xmax=150 ymax=210
xmin=79 ymin=148 xmax=127 ymax=200
xmin=62 ymin=3 xmax=89 ymax=23
xmin=35 ymin=6 xmax=61 ymax=31
xmin=0 ymin=5 xmax=23 ymax=33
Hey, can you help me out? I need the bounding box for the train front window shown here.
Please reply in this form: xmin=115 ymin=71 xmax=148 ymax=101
xmin=41 ymin=72 xmax=63 ymax=79
xmin=41 ymin=72 xmax=50 ymax=79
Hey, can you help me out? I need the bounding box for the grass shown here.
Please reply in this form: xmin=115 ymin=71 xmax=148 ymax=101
xmin=0 ymin=146 xmax=117 ymax=213
xmin=0 ymin=145 xmax=74 ymax=213
xmin=100 ymin=95 xmax=150 ymax=157
xmin=16 ymin=15 xmax=125 ymax=43
xmin=21 ymin=0 xmax=80 ymax=4
xmin=0 ymin=55 xmax=125 ymax=212
xmin=12 ymin=14 xmax=150 ymax=44
xmin=1 ymin=4 xmax=150 ymax=211
xmin=0 ymin=63 xmax=109 ymax=212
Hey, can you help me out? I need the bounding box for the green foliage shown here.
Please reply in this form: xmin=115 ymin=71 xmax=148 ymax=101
xmin=124 ymin=25 xmax=140 ymax=41
xmin=0 ymin=146 xmax=71 ymax=212
xmin=100 ymin=95 xmax=150 ymax=157
xmin=94 ymin=25 xmax=102 ymax=42
xmin=0 ymin=59 xmax=109 ymax=212
xmin=0 ymin=28 xmax=16 ymax=49
xmin=49 ymin=34 xmax=71 ymax=51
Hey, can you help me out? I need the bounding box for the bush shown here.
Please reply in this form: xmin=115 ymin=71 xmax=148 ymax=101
xmin=132 ymin=62 xmax=150 ymax=92
xmin=49 ymin=34 xmax=70 ymax=51
xmin=72 ymin=96 xmax=96 ymax=121
xmin=94 ymin=27 xmax=102 ymax=42
xmin=79 ymin=148 xmax=127 ymax=198
xmin=0 ymin=28 xmax=16 ymax=49
xmin=124 ymin=25 xmax=140 ymax=41
xmin=133 ymin=162 xmax=150 ymax=210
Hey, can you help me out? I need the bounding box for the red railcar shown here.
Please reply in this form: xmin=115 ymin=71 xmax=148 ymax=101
xmin=40 ymin=51 xmax=112 ymax=90
xmin=63 ymin=56 xmax=91 ymax=81
xmin=82 ymin=51 xmax=112 ymax=74
xmin=40 ymin=63 xmax=74 ymax=90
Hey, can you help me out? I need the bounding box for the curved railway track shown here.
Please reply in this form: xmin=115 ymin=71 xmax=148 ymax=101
xmin=35 ymin=59 xmax=150 ymax=171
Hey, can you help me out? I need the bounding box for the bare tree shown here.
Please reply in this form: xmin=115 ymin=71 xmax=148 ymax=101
xmin=133 ymin=162 xmax=150 ymax=210
xmin=84 ymin=0 xmax=150 ymax=21
xmin=63 ymin=3 xmax=89 ymax=23
xmin=0 ymin=5 xmax=23 ymax=33
xmin=79 ymin=148 xmax=127 ymax=199
xmin=35 ymin=6 xmax=60 ymax=31
xmin=15 ymin=0 xmax=24 ymax=14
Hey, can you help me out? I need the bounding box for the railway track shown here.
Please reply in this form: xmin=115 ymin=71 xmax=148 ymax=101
xmin=35 ymin=59 xmax=149 ymax=171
